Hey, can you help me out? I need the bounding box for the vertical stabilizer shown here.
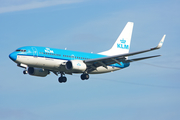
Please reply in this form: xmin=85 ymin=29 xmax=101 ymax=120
xmin=98 ymin=22 xmax=134 ymax=56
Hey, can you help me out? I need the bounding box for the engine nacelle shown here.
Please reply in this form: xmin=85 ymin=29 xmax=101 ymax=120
xmin=65 ymin=60 xmax=87 ymax=72
xmin=28 ymin=67 xmax=49 ymax=77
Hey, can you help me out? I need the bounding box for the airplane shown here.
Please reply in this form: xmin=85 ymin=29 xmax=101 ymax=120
xmin=9 ymin=22 xmax=166 ymax=83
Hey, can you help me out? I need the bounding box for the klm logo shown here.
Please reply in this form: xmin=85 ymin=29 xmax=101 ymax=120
xmin=117 ymin=39 xmax=129 ymax=49
xmin=77 ymin=63 xmax=81 ymax=66
xmin=45 ymin=48 xmax=54 ymax=53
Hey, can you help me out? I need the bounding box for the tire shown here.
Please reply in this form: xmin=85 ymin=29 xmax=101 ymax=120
xmin=85 ymin=74 xmax=89 ymax=80
xmin=63 ymin=77 xmax=67 ymax=82
xmin=23 ymin=70 xmax=28 ymax=74
xmin=58 ymin=77 xmax=67 ymax=83
xmin=81 ymin=74 xmax=89 ymax=80
xmin=81 ymin=74 xmax=85 ymax=80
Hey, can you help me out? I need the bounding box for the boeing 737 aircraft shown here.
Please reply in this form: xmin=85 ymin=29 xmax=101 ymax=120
xmin=9 ymin=22 xmax=166 ymax=83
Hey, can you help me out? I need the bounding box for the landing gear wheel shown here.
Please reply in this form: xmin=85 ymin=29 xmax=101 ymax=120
xmin=63 ymin=77 xmax=67 ymax=82
xmin=85 ymin=74 xmax=89 ymax=79
xmin=81 ymin=75 xmax=85 ymax=80
xmin=23 ymin=70 xmax=28 ymax=74
xmin=58 ymin=77 xmax=67 ymax=83
xmin=81 ymin=74 xmax=89 ymax=80
xmin=58 ymin=72 xmax=67 ymax=83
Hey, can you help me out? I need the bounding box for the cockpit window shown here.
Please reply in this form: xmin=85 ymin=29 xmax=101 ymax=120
xmin=16 ymin=49 xmax=26 ymax=52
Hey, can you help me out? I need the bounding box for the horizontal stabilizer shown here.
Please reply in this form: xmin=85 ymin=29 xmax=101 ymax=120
xmin=126 ymin=55 xmax=161 ymax=62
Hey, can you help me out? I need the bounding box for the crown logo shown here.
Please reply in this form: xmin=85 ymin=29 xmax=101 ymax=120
xmin=120 ymin=39 xmax=126 ymax=43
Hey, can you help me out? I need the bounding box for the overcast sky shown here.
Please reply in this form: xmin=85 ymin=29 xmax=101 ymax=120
xmin=1 ymin=0 xmax=180 ymax=120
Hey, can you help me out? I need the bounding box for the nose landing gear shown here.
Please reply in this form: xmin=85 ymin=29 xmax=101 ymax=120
xmin=23 ymin=70 xmax=28 ymax=74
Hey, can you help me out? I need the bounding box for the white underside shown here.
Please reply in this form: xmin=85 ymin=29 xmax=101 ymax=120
xmin=16 ymin=55 xmax=121 ymax=74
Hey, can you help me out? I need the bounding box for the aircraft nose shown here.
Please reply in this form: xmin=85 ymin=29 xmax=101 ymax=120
xmin=9 ymin=52 xmax=17 ymax=61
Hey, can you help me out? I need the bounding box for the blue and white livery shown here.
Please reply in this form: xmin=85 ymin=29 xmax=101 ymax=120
xmin=9 ymin=22 xmax=166 ymax=83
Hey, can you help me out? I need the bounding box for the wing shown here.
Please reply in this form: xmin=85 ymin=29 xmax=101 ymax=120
xmin=84 ymin=35 xmax=166 ymax=72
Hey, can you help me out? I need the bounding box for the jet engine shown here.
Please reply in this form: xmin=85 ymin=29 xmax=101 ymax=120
xmin=28 ymin=67 xmax=49 ymax=77
xmin=65 ymin=60 xmax=87 ymax=72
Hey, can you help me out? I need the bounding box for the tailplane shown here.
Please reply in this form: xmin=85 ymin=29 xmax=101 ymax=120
xmin=98 ymin=22 xmax=134 ymax=56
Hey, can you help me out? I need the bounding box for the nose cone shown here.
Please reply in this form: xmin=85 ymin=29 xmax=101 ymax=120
xmin=9 ymin=52 xmax=17 ymax=61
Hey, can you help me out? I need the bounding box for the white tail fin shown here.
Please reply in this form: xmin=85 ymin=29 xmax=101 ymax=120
xmin=98 ymin=22 xmax=134 ymax=56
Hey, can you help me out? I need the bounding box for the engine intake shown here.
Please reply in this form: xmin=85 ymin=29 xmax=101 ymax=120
xmin=28 ymin=67 xmax=49 ymax=77
xmin=65 ymin=60 xmax=87 ymax=72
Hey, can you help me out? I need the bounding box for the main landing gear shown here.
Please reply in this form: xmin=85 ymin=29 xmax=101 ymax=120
xmin=58 ymin=72 xmax=90 ymax=83
xmin=58 ymin=72 xmax=67 ymax=83
xmin=81 ymin=74 xmax=89 ymax=80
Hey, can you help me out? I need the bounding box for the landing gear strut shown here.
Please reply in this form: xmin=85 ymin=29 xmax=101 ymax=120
xmin=81 ymin=74 xmax=89 ymax=80
xmin=58 ymin=72 xmax=67 ymax=83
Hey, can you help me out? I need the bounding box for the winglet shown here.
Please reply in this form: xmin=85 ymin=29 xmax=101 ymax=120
xmin=156 ymin=35 xmax=166 ymax=49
